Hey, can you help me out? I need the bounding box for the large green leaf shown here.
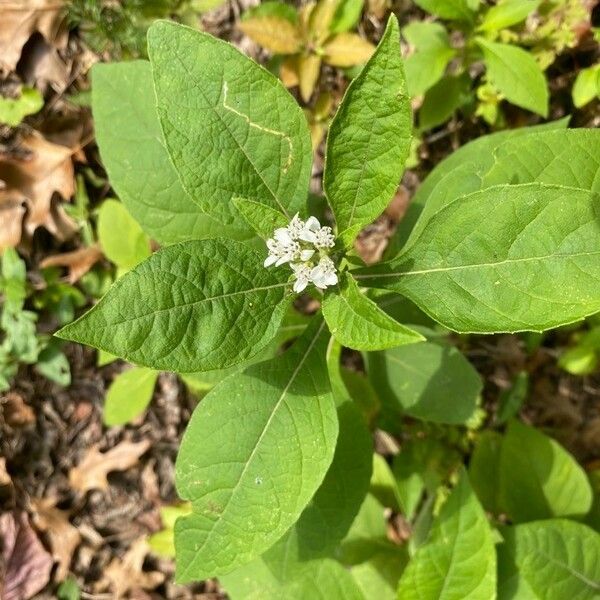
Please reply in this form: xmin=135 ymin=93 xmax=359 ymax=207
xmin=499 ymin=420 xmax=593 ymax=522
xmin=408 ymin=128 xmax=600 ymax=248
xmin=57 ymin=239 xmax=291 ymax=372
xmin=367 ymin=341 xmax=481 ymax=424
xmin=261 ymin=400 xmax=372 ymax=575
xmin=91 ymin=62 xmax=233 ymax=244
xmin=396 ymin=469 xmax=496 ymax=599
xmin=498 ymin=520 xmax=600 ymax=599
xmin=323 ymin=15 xmax=411 ymax=245
xmin=174 ymin=321 xmax=338 ymax=581
xmin=477 ymin=37 xmax=548 ymax=116
xmin=356 ymin=183 xmax=600 ymax=333
xmin=221 ymin=556 xmax=365 ymax=600
xmin=403 ymin=22 xmax=456 ymax=97
xmin=147 ymin=21 xmax=312 ymax=229
xmin=391 ymin=119 xmax=570 ymax=253
xmin=322 ymin=273 xmax=424 ymax=351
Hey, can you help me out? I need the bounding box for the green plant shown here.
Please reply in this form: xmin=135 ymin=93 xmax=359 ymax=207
xmin=0 ymin=250 xmax=71 ymax=390
xmin=404 ymin=0 xmax=552 ymax=129
xmin=57 ymin=16 xmax=600 ymax=597
xmin=239 ymin=0 xmax=374 ymax=102
xmin=67 ymin=0 xmax=224 ymax=58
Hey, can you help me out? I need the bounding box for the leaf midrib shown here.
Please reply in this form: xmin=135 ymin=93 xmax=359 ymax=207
xmin=354 ymin=249 xmax=600 ymax=280
xmin=180 ymin=322 xmax=326 ymax=579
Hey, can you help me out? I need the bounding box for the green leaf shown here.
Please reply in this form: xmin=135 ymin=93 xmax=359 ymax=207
xmin=572 ymin=64 xmax=600 ymax=108
xmin=232 ymin=197 xmax=288 ymax=240
xmin=499 ymin=520 xmax=600 ymax=599
xmin=174 ymin=321 xmax=338 ymax=581
xmin=478 ymin=0 xmax=540 ymax=32
xmin=468 ymin=430 xmax=503 ymax=514
xmin=147 ymin=21 xmax=312 ymax=229
xmin=322 ymin=273 xmax=424 ymax=351
xmin=36 ymin=344 xmax=71 ymax=387
xmin=367 ymin=342 xmax=481 ymax=424
xmin=497 ymin=371 xmax=528 ymax=423
xmin=392 ymin=118 xmax=570 ymax=252
xmin=97 ymin=199 xmax=150 ymax=271
xmin=499 ymin=420 xmax=593 ymax=522
xmin=393 ymin=438 xmax=462 ymax=519
xmin=103 ymin=366 xmax=159 ymax=426
xmin=407 ymin=127 xmax=600 ymax=249
xmin=419 ymin=73 xmax=471 ymax=130
xmin=352 ymin=544 xmax=407 ymax=600
xmin=0 ymin=87 xmax=43 ymax=127
xmin=241 ymin=1 xmax=298 ymax=23
xmin=91 ymin=61 xmax=234 ymax=244
xmin=262 ymin=400 xmax=372 ymax=573
xmin=221 ymin=557 xmax=365 ymax=600
xmin=148 ymin=503 xmax=192 ymax=558
xmin=413 ymin=0 xmax=478 ymax=21
xmin=330 ymin=0 xmax=364 ymax=33
xmin=323 ymin=15 xmax=411 ymax=245
xmin=57 ymin=239 xmax=292 ymax=372
xmin=370 ymin=454 xmax=402 ymax=512
xmin=402 ymin=22 xmax=456 ymax=97
xmin=357 ymin=183 xmax=600 ymax=333
xmin=477 ymin=38 xmax=548 ymax=116
xmin=396 ymin=469 xmax=496 ymax=599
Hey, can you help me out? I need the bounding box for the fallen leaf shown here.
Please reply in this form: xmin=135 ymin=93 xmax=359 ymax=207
xmin=31 ymin=498 xmax=81 ymax=581
xmin=40 ymin=244 xmax=103 ymax=283
xmin=0 ymin=0 xmax=68 ymax=74
xmin=0 ymin=392 xmax=36 ymax=427
xmin=101 ymin=537 xmax=164 ymax=599
xmin=18 ymin=34 xmax=71 ymax=93
xmin=69 ymin=439 xmax=151 ymax=493
xmin=0 ymin=511 xmax=53 ymax=600
xmin=0 ymin=188 xmax=26 ymax=250
xmin=0 ymin=131 xmax=77 ymax=243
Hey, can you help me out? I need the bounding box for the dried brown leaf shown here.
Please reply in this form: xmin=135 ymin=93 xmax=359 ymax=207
xmin=101 ymin=538 xmax=165 ymax=599
xmin=0 ymin=392 xmax=36 ymax=427
xmin=31 ymin=498 xmax=80 ymax=581
xmin=323 ymin=33 xmax=375 ymax=67
xmin=40 ymin=244 xmax=103 ymax=283
xmin=0 ymin=0 xmax=68 ymax=74
xmin=0 ymin=188 xmax=26 ymax=250
xmin=238 ymin=16 xmax=303 ymax=54
xmin=68 ymin=439 xmax=151 ymax=493
xmin=0 ymin=511 xmax=53 ymax=600
xmin=0 ymin=131 xmax=77 ymax=243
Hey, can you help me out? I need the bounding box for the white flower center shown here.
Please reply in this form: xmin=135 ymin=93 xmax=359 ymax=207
xmin=264 ymin=213 xmax=338 ymax=292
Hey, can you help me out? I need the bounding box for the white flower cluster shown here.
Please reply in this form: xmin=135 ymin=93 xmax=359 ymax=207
xmin=264 ymin=214 xmax=338 ymax=293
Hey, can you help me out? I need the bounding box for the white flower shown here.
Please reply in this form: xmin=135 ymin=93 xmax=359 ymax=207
xmin=264 ymin=213 xmax=338 ymax=293
xmin=310 ymin=256 xmax=338 ymax=289
xmin=291 ymin=262 xmax=312 ymax=293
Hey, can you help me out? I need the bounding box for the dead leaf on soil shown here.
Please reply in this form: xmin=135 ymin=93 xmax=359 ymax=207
xmin=0 ymin=131 xmax=78 ymax=245
xmin=40 ymin=244 xmax=103 ymax=283
xmin=0 ymin=511 xmax=53 ymax=600
xmin=100 ymin=537 xmax=165 ymax=599
xmin=0 ymin=392 xmax=36 ymax=427
xmin=31 ymin=498 xmax=81 ymax=581
xmin=0 ymin=0 xmax=68 ymax=74
xmin=0 ymin=188 xmax=27 ymax=250
xmin=69 ymin=439 xmax=152 ymax=493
